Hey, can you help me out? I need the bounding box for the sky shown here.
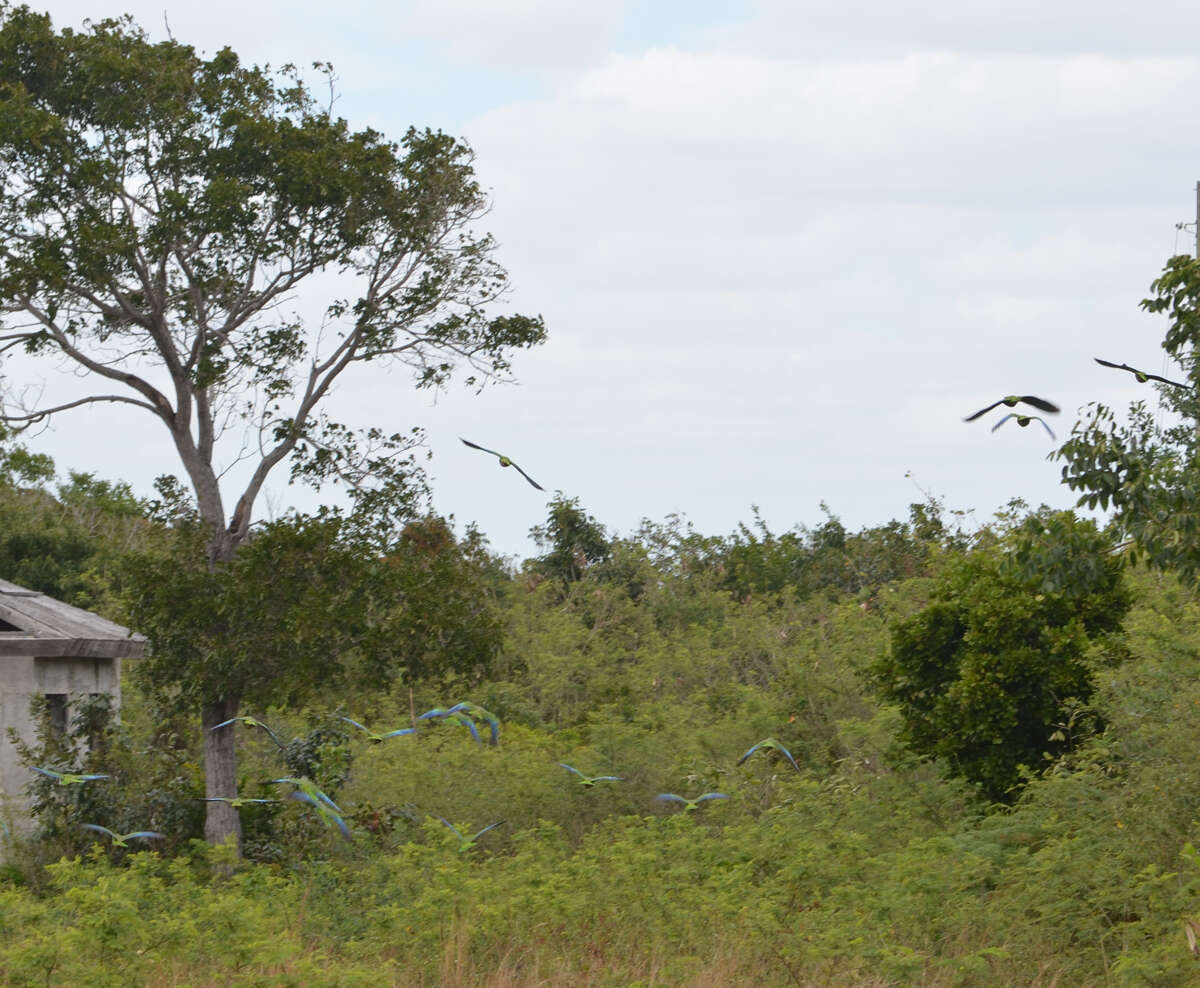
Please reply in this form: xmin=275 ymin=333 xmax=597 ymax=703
xmin=6 ymin=1 xmax=1200 ymax=560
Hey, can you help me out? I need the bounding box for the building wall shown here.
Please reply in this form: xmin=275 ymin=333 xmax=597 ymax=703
xmin=0 ymin=654 xmax=121 ymax=832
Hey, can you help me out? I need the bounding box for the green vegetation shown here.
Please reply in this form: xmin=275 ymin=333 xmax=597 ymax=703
xmin=3 ymin=7 xmax=1200 ymax=985
xmin=0 ymin=3 xmax=545 ymax=847
xmin=3 ymin=446 xmax=1200 ymax=984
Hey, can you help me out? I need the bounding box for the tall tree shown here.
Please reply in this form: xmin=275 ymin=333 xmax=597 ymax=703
xmin=0 ymin=7 xmax=545 ymax=846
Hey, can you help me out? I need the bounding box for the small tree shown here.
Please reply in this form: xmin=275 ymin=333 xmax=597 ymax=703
xmin=872 ymin=510 xmax=1130 ymax=801
xmin=0 ymin=7 xmax=545 ymax=846
xmin=1057 ymin=254 xmax=1200 ymax=582
xmin=530 ymin=495 xmax=610 ymax=585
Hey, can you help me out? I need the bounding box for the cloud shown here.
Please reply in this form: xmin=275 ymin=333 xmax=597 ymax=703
xmin=737 ymin=0 xmax=1200 ymax=56
xmin=396 ymin=0 xmax=628 ymax=69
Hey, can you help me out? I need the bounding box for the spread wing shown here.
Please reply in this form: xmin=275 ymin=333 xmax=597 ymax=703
xmin=1095 ymin=357 xmax=1190 ymax=391
xmin=460 ymin=437 xmax=504 ymax=458
xmin=509 ymin=460 xmax=545 ymax=491
xmin=379 ymin=728 xmax=417 ymax=739
xmin=472 ymin=821 xmax=506 ymax=841
xmin=964 ymin=399 xmax=1004 ymax=422
xmin=82 ymin=823 xmax=117 ymax=840
xmin=1018 ymin=395 xmax=1060 ymax=414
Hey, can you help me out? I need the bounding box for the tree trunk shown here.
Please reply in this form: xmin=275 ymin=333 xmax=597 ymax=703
xmin=202 ymin=697 xmax=243 ymax=852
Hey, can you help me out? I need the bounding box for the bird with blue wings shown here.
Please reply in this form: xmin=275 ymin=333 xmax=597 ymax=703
xmin=737 ymin=737 xmax=800 ymax=773
xmin=438 ymin=817 xmax=505 ymax=852
xmin=288 ymin=791 xmax=352 ymax=840
xmin=268 ymin=777 xmax=344 ymax=815
xmin=416 ymin=707 xmax=482 ymax=744
xmin=991 ymin=413 xmax=1055 ymax=440
xmin=655 ymin=792 xmax=729 ymax=811
xmin=82 ymin=824 xmax=164 ymax=847
xmin=31 ymin=766 xmax=110 ymax=785
xmin=460 ymin=438 xmax=545 ymax=491
xmin=340 ymin=716 xmax=417 ymax=744
xmin=210 ymin=716 xmax=285 ymax=749
xmin=202 ymin=796 xmax=278 ymax=808
xmin=559 ymin=763 xmax=623 ymax=787
xmin=447 ymin=702 xmax=500 ymax=746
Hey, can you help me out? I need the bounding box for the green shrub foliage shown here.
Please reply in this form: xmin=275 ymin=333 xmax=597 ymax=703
xmin=874 ymin=510 xmax=1131 ymax=800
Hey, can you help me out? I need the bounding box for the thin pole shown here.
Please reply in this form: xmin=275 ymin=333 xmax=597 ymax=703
xmin=1195 ymin=181 xmax=1199 ymax=258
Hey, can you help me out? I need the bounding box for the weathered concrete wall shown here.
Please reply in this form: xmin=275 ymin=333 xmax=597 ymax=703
xmin=0 ymin=654 xmax=121 ymax=833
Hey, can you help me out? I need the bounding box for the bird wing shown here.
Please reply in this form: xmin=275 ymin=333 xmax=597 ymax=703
xmin=460 ymin=437 xmax=505 ymax=458
xmin=290 ymin=792 xmax=351 ymax=839
xmin=82 ymin=823 xmax=116 ymax=839
xmin=450 ymin=714 xmax=482 ymax=744
xmin=30 ymin=766 xmax=62 ymax=781
xmin=340 ymin=716 xmax=371 ymax=735
xmin=655 ymin=793 xmax=685 ymax=804
xmin=964 ymin=400 xmax=1004 ymax=422
xmin=559 ymin=763 xmax=584 ymax=778
xmin=416 ymin=708 xmax=448 ymax=721
xmin=594 ymin=776 xmax=623 ymax=782
xmin=380 ymin=728 xmax=417 ymax=739
xmin=210 ymin=718 xmax=240 ymax=732
xmin=696 ymin=793 xmax=729 ymax=803
xmin=774 ymin=743 xmax=801 ymax=772
xmin=509 ymin=461 xmax=545 ymax=491
xmin=1145 ymin=371 xmax=1191 ymax=389
xmin=473 ymin=821 xmax=506 ymax=841
xmin=1034 ymin=417 xmax=1056 ymax=439
xmin=249 ymin=719 xmax=285 ymax=747
xmin=438 ymin=817 xmax=465 ymax=841
xmin=125 ymin=831 xmax=165 ymax=841
xmin=1096 ymin=358 xmax=1193 ymax=390
xmin=991 ymin=414 xmax=1018 ymax=433
xmin=1018 ymin=395 xmax=1060 ymax=414
xmin=737 ymin=742 xmax=764 ymax=765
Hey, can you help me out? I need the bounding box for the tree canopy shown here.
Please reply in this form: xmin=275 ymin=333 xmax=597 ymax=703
xmin=0 ymin=5 xmax=545 ymax=848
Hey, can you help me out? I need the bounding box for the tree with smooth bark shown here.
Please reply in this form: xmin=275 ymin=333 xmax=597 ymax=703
xmin=0 ymin=6 xmax=545 ymax=848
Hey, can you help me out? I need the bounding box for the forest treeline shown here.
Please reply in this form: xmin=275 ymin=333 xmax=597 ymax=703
xmin=1 ymin=438 xmax=1198 ymax=987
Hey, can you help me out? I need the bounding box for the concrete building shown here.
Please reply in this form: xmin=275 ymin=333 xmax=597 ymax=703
xmin=0 ymin=579 xmax=144 ymax=824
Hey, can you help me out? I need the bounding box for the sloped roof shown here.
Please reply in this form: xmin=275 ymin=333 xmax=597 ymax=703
xmin=0 ymin=579 xmax=145 ymax=658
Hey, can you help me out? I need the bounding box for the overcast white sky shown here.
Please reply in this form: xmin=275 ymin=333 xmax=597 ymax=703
xmin=8 ymin=1 xmax=1200 ymax=559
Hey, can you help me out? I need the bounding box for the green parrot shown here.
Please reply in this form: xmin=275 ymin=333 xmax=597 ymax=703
xmin=964 ymin=395 xmax=1059 ymax=422
xmin=460 ymin=438 xmax=545 ymax=491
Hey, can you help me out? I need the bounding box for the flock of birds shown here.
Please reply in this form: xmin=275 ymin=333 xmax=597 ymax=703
xmin=30 ymin=711 xmax=804 ymax=849
xmin=27 ymin=358 xmax=1187 ymax=850
xmin=463 ymin=356 xmax=1187 ymax=494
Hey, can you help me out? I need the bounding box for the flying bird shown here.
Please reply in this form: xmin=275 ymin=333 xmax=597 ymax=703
xmin=964 ymin=396 xmax=1060 ymax=422
xmin=269 ymin=777 xmax=344 ymax=816
xmin=210 ymin=716 xmax=285 ymax=749
xmin=438 ymin=817 xmax=505 ymax=852
xmin=201 ymin=796 xmax=279 ymax=808
xmin=81 ymin=824 xmax=164 ymax=847
xmin=1094 ymin=358 xmax=1190 ymax=391
xmin=655 ymin=793 xmax=729 ymax=811
xmin=991 ymin=413 xmax=1056 ymax=440
xmin=288 ymin=791 xmax=352 ymax=840
xmin=340 ymin=716 xmax=417 ymax=744
xmin=737 ymin=738 xmax=801 ymax=773
xmin=31 ymin=766 xmax=110 ymax=785
xmin=447 ymin=702 xmax=500 ymax=746
xmin=460 ymin=438 xmax=545 ymax=491
xmin=416 ymin=707 xmax=483 ymax=745
xmin=559 ymin=763 xmax=623 ymax=787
